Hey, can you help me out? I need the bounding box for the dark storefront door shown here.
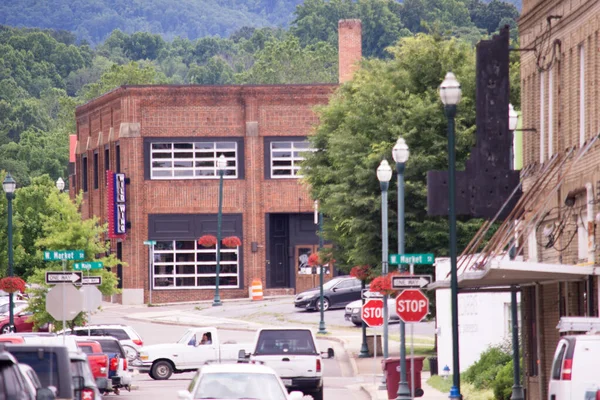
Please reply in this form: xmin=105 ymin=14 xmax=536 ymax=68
xmin=269 ymin=214 xmax=289 ymax=288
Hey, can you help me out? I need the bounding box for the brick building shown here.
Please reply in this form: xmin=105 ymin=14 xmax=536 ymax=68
xmin=71 ymin=20 xmax=363 ymax=305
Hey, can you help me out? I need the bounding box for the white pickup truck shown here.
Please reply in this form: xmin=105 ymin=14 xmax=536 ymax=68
xmin=133 ymin=327 xmax=253 ymax=380
xmin=242 ymin=328 xmax=334 ymax=400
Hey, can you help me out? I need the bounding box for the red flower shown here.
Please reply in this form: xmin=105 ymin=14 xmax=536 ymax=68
xmin=0 ymin=277 xmax=26 ymax=294
xmin=222 ymin=236 xmax=242 ymax=248
xmin=350 ymin=265 xmax=372 ymax=281
xmin=198 ymin=235 xmax=217 ymax=247
xmin=308 ymin=253 xmax=321 ymax=266
xmin=370 ymin=274 xmax=395 ymax=296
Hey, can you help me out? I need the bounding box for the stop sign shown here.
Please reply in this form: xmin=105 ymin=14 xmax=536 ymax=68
xmin=362 ymin=299 xmax=384 ymax=327
xmin=395 ymin=289 xmax=429 ymax=323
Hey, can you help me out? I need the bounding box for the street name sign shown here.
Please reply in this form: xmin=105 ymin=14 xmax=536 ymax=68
xmin=73 ymin=262 xmax=103 ymax=271
xmin=143 ymin=240 xmax=157 ymax=246
xmin=389 ymin=253 xmax=434 ymax=265
xmin=391 ymin=275 xmax=432 ymax=289
xmin=362 ymin=299 xmax=384 ymax=327
xmin=45 ymin=284 xmax=84 ymax=321
xmin=43 ymin=250 xmax=85 ymax=261
xmin=45 ymin=271 xmax=82 ymax=284
xmin=361 ymin=289 xmax=383 ymax=299
xmin=82 ymin=276 xmax=102 ymax=286
xmin=395 ymin=289 xmax=429 ymax=323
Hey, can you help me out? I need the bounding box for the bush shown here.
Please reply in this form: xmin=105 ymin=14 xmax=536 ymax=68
xmin=492 ymin=360 xmax=514 ymax=400
xmin=462 ymin=346 xmax=512 ymax=389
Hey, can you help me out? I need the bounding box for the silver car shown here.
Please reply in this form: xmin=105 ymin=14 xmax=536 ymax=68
xmin=344 ymin=297 xmax=400 ymax=326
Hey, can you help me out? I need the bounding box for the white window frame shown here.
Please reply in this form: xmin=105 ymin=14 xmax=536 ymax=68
xmin=270 ymin=140 xmax=315 ymax=178
xmin=578 ymin=213 xmax=588 ymax=260
xmin=504 ymin=302 xmax=521 ymax=338
xmin=528 ymin=229 xmax=538 ymax=262
xmin=152 ymin=240 xmax=239 ymax=289
xmin=150 ymin=141 xmax=238 ymax=180
xmin=539 ymin=71 xmax=545 ymax=163
xmin=548 ymin=67 xmax=554 ymax=158
xmin=580 ymin=44 xmax=586 ymax=147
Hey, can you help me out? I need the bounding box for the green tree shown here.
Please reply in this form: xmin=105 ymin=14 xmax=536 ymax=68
xmin=26 ymin=190 xmax=121 ymax=331
xmin=236 ymin=35 xmax=337 ymax=84
xmin=302 ymin=34 xmax=484 ymax=272
xmin=187 ymin=57 xmax=235 ymax=85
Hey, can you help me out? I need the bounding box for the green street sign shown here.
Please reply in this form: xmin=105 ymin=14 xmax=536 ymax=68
xmin=389 ymin=253 xmax=435 ymax=265
xmin=43 ymin=250 xmax=85 ymax=261
xmin=73 ymin=262 xmax=104 ymax=271
xmin=143 ymin=240 xmax=157 ymax=246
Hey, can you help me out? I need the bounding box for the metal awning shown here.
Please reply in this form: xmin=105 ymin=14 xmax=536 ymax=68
xmin=428 ymin=258 xmax=600 ymax=290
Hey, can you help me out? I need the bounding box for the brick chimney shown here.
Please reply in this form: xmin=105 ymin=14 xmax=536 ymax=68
xmin=338 ymin=19 xmax=362 ymax=83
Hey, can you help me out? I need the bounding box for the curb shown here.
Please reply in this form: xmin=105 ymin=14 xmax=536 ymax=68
xmin=145 ymin=295 xmax=294 ymax=308
xmin=124 ymin=315 xmax=259 ymax=333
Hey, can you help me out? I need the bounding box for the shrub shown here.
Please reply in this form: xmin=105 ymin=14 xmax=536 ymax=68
xmin=491 ymin=359 xmax=514 ymax=400
xmin=463 ymin=345 xmax=512 ymax=389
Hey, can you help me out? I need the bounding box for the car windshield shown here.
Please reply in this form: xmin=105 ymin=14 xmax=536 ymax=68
xmin=255 ymin=330 xmax=317 ymax=355
xmin=323 ymin=278 xmax=346 ymax=290
xmin=10 ymin=351 xmax=59 ymax=390
xmin=193 ymin=372 xmax=286 ymax=400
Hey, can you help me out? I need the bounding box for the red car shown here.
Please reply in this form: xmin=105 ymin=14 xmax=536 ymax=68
xmin=0 ymin=304 xmax=47 ymax=334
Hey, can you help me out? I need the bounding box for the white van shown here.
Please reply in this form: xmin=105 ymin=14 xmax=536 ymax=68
xmin=548 ymin=317 xmax=600 ymax=400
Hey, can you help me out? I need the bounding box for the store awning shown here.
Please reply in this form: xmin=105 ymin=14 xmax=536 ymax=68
xmin=428 ymin=258 xmax=600 ymax=290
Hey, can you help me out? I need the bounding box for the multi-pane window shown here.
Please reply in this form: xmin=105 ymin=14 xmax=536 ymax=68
xmin=150 ymin=142 xmax=237 ymax=179
xmin=152 ymin=240 xmax=239 ymax=289
xmin=270 ymin=141 xmax=314 ymax=178
xmin=579 ymin=44 xmax=586 ymax=147
xmin=82 ymin=156 xmax=88 ymax=192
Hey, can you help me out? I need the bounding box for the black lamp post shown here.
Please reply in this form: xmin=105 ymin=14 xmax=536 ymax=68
xmin=213 ymin=155 xmax=226 ymax=307
xmin=317 ymin=209 xmax=327 ymax=335
xmin=377 ymin=159 xmax=392 ymax=384
xmin=507 ymin=104 xmax=524 ymax=400
xmin=358 ymin=278 xmax=370 ymax=358
xmin=2 ymin=173 xmax=16 ymax=333
xmin=439 ymin=71 xmax=462 ymax=400
xmin=393 ymin=137 xmax=411 ymax=400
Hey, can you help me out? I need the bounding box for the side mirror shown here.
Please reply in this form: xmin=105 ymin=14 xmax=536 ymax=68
xmin=177 ymin=390 xmax=193 ymax=400
xmin=238 ymin=349 xmax=250 ymax=361
xmin=72 ymin=376 xmax=84 ymax=391
xmin=289 ymin=391 xmax=304 ymax=400
xmin=331 ymin=287 xmax=338 ymax=292
xmin=320 ymin=348 xmax=334 ymax=359
xmin=36 ymin=388 xmax=56 ymax=400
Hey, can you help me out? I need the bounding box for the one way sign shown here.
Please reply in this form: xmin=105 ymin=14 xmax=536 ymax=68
xmin=391 ymin=275 xmax=432 ymax=289
xmin=45 ymin=271 xmax=82 ymax=285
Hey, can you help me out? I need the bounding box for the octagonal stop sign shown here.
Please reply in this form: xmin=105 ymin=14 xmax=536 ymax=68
xmin=362 ymin=298 xmax=384 ymax=327
xmin=46 ymin=284 xmax=84 ymax=321
xmin=395 ymin=289 xmax=429 ymax=323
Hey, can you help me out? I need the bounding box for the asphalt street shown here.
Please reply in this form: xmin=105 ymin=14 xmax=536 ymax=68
xmin=90 ymin=303 xmax=371 ymax=400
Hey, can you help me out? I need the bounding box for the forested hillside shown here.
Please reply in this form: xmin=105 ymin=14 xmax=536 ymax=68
xmin=0 ymin=0 xmax=520 ymax=45
xmin=0 ymin=0 xmax=520 ymax=186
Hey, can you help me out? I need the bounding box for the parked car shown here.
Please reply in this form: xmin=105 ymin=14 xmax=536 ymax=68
xmin=244 ymin=328 xmax=334 ymax=400
xmin=294 ymin=276 xmax=363 ymax=311
xmin=344 ymin=296 xmax=400 ymax=326
xmin=5 ymin=343 xmax=74 ymax=400
xmin=76 ymin=339 xmax=111 ymax=394
xmin=177 ymin=363 xmax=304 ymax=400
xmin=65 ymin=324 xmax=143 ymax=361
xmin=70 ymin=352 xmax=102 ymax=400
xmin=18 ymin=363 xmax=46 ymax=399
xmin=0 ymin=349 xmax=56 ymax=400
xmin=0 ymin=300 xmax=28 ymax=315
xmin=0 ymin=304 xmax=49 ymax=334
xmin=133 ymin=327 xmax=253 ymax=380
xmin=74 ymin=336 xmax=132 ymax=393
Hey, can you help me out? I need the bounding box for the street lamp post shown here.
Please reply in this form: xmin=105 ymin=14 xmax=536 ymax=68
xmin=440 ymin=71 xmax=463 ymax=400
xmin=3 ymin=174 xmax=16 ymax=333
xmin=377 ymin=159 xmax=392 ymax=386
xmin=213 ymin=155 xmax=227 ymax=307
xmin=507 ymin=105 xmax=524 ymax=400
xmin=56 ymin=177 xmax=65 ymax=192
xmin=392 ymin=138 xmax=411 ymax=400
xmin=317 ymin=210 xmax=327 ymax=335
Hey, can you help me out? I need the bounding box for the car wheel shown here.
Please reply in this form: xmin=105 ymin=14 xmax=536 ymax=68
xmin=151 ymin=360 xmax=173 ymax=380
xmin=123 ymin=344 xmax=138 ymax=362
xmin=316 ymin=298 xmax=330 ymax=311
xmin=0 ymin=324 xmax=12 ymax=334
xmin=310 ymin=386 xmax=324 ymax=400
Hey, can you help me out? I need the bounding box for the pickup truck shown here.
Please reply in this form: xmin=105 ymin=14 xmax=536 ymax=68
xmin=133 ymin=327 xmax=253 ymax=380
xmin=76 ymin=340 xmax=111 ymax=395
xmin=244 ymin=328 xmax=335 ymax=400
